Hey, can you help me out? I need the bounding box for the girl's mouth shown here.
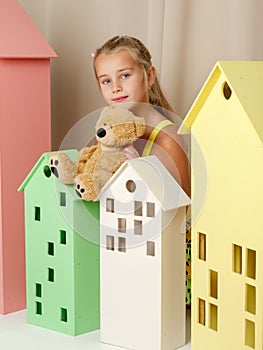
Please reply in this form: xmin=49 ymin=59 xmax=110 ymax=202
xmin=113 ymin=96 xmax=128 ymax=103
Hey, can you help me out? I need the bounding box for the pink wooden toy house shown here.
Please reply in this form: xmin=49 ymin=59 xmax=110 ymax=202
xmin=0 ymin=0 xmax=57 ymax=314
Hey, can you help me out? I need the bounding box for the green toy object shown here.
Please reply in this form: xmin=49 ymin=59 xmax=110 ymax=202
xmin=18 ymin=150 xmax=100 ymax=336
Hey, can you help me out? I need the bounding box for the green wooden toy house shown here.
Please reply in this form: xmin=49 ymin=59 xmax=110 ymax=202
xmin=18 ymin=150 xmax=100 ymax=336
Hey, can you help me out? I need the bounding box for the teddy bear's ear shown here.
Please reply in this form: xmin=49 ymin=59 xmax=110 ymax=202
xmin=134 ymin=116 xmax=146 ymax=137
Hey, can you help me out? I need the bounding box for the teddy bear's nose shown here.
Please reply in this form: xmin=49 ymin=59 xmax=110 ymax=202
xmin=97 ymin=128 xmax=106 ymax=138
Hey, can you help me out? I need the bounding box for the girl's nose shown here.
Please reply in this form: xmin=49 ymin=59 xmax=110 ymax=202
xmin=112 ymin=80 xmax=122 ymax=93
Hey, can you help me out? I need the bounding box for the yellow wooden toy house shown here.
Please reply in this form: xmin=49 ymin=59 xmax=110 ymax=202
xmin=179 ymin=61 xmax=263 ymax=349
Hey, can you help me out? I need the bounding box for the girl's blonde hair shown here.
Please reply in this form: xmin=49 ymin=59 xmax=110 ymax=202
xmin=93 ymin=35 xmax=174 ymax=112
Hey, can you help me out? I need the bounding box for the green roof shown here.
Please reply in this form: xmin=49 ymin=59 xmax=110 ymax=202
xmin=18 ymin=150 xmax=77 ymax=192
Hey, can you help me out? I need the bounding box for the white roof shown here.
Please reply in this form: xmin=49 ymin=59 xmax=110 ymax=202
xmin=100 ymin=156 xmax=191 ymax=211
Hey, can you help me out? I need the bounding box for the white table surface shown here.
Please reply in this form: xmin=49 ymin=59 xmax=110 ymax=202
xmin=0 ymin=309 xmax=191 ymax=350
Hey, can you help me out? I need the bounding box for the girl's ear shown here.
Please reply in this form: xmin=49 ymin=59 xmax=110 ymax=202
xmin=147 ymin=66 xmax=156 ymax=88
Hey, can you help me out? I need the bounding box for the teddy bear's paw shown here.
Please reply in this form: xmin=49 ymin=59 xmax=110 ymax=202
xmin=49 ymin=152 xmax=76 ymax=184
xmin=75 ymin=181 xmax=86 ymax=198
xmin=74 ymin=174 xmax=97 ymax=201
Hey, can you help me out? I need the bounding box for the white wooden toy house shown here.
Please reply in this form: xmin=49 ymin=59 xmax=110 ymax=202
xmin=99 ymin=155 xmax=190 ymax=350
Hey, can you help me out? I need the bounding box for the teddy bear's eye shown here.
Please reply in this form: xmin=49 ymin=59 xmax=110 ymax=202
xmin=103 ymin=123 xmax=107 ymax=126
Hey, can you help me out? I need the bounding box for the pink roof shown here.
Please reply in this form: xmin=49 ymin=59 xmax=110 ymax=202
xmin=0 ymin=0 xmax=57 ymax=58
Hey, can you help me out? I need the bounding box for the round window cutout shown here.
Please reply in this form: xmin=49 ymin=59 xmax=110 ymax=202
xmin=126 ymin=180 xmax=136 ymax=193
xmin=222 ymin=82 xmax=232 ymax=100
xmin=43 ymin=165 xmax=52 ymax=178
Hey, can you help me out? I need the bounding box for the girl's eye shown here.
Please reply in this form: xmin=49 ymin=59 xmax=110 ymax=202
xmin=101 ymin=79 xmax=110 ymax=85
xmin=121 ymin=73 xmax=130 ymax=80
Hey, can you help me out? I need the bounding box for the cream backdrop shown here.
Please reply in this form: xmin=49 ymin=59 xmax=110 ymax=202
xmin=18 ymin=0 xmax=263 ymax=150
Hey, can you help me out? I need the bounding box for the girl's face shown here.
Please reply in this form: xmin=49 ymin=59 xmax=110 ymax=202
xmin=94 ymin=50 xmax=155 ymax=106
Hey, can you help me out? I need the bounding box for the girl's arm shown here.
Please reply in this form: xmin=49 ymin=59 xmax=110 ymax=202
xmin=153 ymin=130 xmax=191 ymax=197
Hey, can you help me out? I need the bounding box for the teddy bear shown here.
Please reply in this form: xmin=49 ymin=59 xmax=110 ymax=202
xmin=49 ymin=106 xmax=145 ymax=201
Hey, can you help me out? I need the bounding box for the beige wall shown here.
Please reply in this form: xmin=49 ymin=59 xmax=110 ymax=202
xmin=18 ymin=0 xmax=263 ymax=150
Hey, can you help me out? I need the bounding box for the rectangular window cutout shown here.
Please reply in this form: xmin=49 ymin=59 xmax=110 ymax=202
xmin=61 ymin=308 xmax=68 ymax=322
xmin=106 ymin=235 xmax=114 ymax=251
xmin=245 ymin=319 xmax=255 ymax=348
xmin=210 ymin=270 xmax=218 ymax=299
xmin=106 ymin=198 xmax=114 ymax=213
xmin=134 ymin=201 xmax=143 ymax=216
xmin=34 ymin=206 xmax=41 ymax=221
xmin=118 ymin=218 xmax=126 ymax=233
xmin=35 ymin=283 xmax=42 ymax=298
xmin=60 ymin=192 xmax=66 ymax=207
xmin=247 ymin=248 xmax=256 ymax=280
xmin=246 ymin=284 xmax=256 ymax=315
xmin=60 ymin=230 xmax=66 ymax=245
xmin=48 ymin=242 xmax=54 ymax=256
xmin=209 ymin=303 xmax=218 ymax=331
xmin=48 ymin=268 xmax=55 ymax=282
xmin=147 ymin=202 xmax=155 ymax=217
xmin=233 ymin=244 xmax=242 ymax=274
xmin=198 ymin=233 xmax=206 ymax=261
xmin=198 ymin=298 xmax=205 ymax=326
xmin=118 ymin=237 xmax=126 ymax=253
xmin=36 ymin=301 xmax=42 ymax=315
xmin=147 ymin=241 xmax=155 ymax=256
xmin=134 ymin=220 xmax=142 ymax=235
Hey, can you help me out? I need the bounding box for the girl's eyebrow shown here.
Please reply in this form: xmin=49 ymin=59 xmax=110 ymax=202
xmin=97 ymin=68 xmax=134 ymax=80
xmin=118 ymin=67 xmax=133 ymax=72
xmin=97 ymin=74 xmax=108 ymax=79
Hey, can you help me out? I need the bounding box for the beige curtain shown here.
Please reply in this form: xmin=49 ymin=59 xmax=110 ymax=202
xmin=18 ymin=0 xmax=263 ymax=150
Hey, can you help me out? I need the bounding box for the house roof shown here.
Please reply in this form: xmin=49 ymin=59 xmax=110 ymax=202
xmin=99 ymin=156 xmax=191 ymax=211
xmin=178 ymin=61 xmax=263 ymax=143
xmin=18 ymin=150 xmax=77 ymax=191
xmin=0 ymin=0 xmax=57 ymax=58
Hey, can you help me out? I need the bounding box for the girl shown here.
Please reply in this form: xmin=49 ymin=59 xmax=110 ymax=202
xmin=92 ymin=35 xmax=190 ymax=197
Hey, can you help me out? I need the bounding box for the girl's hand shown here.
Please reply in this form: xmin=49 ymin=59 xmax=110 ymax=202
xmin=122 ymin=144 xmax=140 ymax=159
